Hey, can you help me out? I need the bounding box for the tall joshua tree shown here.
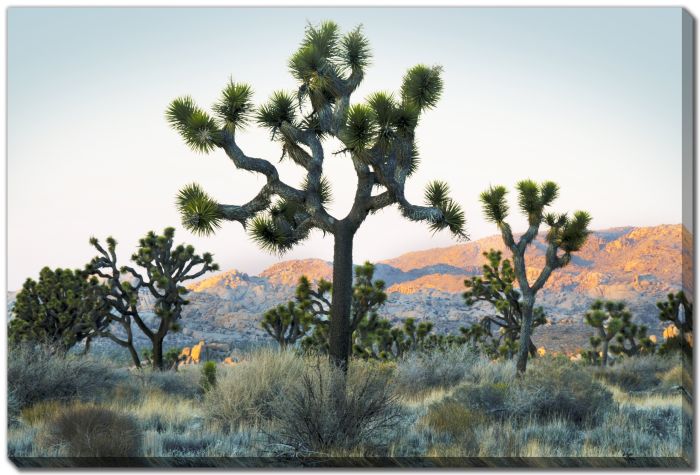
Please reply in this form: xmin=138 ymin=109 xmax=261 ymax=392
xmin=480 ymin=180 xmax=591 ymax=373
xmin=87 ymin=228 xmax=218 ymax=370
xmin=167 ymin=21 xmax=466 ymax=369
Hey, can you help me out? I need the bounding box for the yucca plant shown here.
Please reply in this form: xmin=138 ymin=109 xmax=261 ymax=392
xmin=479 ymin=180 xmax=591 ymax=373
xmin=168 ymin=21 xmax=466 ymax=369
xmin=86 ymin=228 xmax=218 ymax=370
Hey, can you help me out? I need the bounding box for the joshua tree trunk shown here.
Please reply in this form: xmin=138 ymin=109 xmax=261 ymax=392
xmin=329 ymin=221 xmax=355 ymax=370
xmin=152 ymin=335 xmax=164 ymax=371
xmin=516 ymin=296 xmax=535 ymax=374
xmin=601 ymin=338 xmax=610 ymax=367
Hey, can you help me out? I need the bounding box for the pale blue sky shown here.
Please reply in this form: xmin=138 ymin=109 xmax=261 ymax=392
xmin=8 ymin=7 xmax=684 ymax=289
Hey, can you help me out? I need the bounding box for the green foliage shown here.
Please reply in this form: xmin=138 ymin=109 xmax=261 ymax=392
xmin=583 ymin=300 xmax=656 ymax=366
xmin=176 ymin=183 xmax=223 ymax=236
xmin=200 ymin=361 xmax=217 ymax=392
xmin=401 ymin=64 xmax=444 ymax=110
xmin=548 ymin=210 xmax=592 ymax=253
xmin=212 ymin=80 xmax=255 ymax=132
xmin=9 ymin=267 xmax=111 ymax=353
xmin=462 ymin=250 xmax=546 ymax=359
xmin=424 ymin=181 xmax=467 ymax=239
xmin=166 ymin=96 xmax=220 ymax=153
xmin=164 ymin=347 xmax=182 ymax=370
xmin=657 ymin=291 xmax=693 ymax=358
xmin=341 ymin=103 xmax=377 ymax=151
xmin=480 ymin=185 xmax=509 ymax=224
xmin=339 ymin=25 xmax=372 ymax=71
xmin=261 ymin=301 xmax=314 ymax=348
xmin=255 ymin=90 xmax=298 ymax=133
xmin=301 ymin=175 xmax=333 ymax=204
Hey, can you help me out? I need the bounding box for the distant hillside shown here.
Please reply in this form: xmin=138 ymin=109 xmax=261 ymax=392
xmin=7 ymin=225 xmax=689 ymax=354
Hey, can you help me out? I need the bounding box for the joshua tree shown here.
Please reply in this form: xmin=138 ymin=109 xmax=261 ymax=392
xmin=299 ymin=262 xmax=388 ymax=354
xmin=9 ymin=267 xmax=111 ymax=353
xmin=168 ymin=21 xmax=466 ymax=368
xmin=480 ymin=180 xmax=591 ymax=373
xmin=86 ymin=237 xmax=144 ymax=367
xmin=584 ymin=300 xmax=629 ymax=367
xmin=87 ymin=228 xmax=218 ymax=370
xmin=261 ymin=301 xmax=314 ymax=348
xmin=463 ymin=249 xmax=546 ymax=358
xmin=657 ymin=291 xmax=693 ymax=357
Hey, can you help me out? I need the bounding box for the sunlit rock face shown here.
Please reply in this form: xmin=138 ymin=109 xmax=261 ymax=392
xmin=6 ymin=225 xmax=686 ymax=355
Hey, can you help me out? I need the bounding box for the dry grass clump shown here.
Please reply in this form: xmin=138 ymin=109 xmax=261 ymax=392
xmin=508 ymin=358 xmax=613 ymax=424
xmin=269 ymin=359 xmax=403 ymax=454
xmin=394 ymin=345 xmax=477 ymax=396
xmin=420 ymin=400 xmax=484 ymax=453
xmin=595 ymin=354 xmax=678 ymax=392
xmin=8 ymin=345 xmax=121 ymax=419
xmin=37 ymin=402 xmax=142 ymax=457
xmin=203 ymin=348 xmax=305 ymax=431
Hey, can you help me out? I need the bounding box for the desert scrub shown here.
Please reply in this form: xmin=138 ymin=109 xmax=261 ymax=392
xmin=394 ymin=345 xmax=477 ymax=397
xmin=8 ymin=344 xmax=122 ymax=419
xmin=200 ymin=361 xmax=217 ymax=392
xmin=131 ymin=365 xmax=203 ymax=399
xmin=507 ymin=358 xmax=613 ymax=424
xmin=595 ymin=354 xmax=678 ymax=392
xmin=37 ymin=402 xmax=142 ymax=457
xmin=204 ymin=348 xmax=305 ymax=431
xmin=270 ymin=358 xmax=403 ymax=454
xmin=420 ymin=400 xmax=484 ymax=453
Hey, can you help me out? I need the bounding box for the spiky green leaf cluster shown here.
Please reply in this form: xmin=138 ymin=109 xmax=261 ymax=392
xmin=480 ymin=185 xmax=509 ymax=224
xmin=515 ymin=180 xmax=560 ymax=225
xmin=340 ymin=25 xmax=372 ymax=71
xmin=341 ymin=104 xmax=377 ymax=151
xmin=546 ymin=210 xmax=591 ymax=253
xmin=166 ymin=96 xmax=220 ymax=153
xmin=176 ymin=183 xmax=223 ymax=236
xmin=401 ymin=64 xmax=444 ymax=110
xmin=424 ymin=180 xmax=467 ymax=239
xmin=249 ymin=214 xmax=306 ymax=255
xmin=256 ymin=91 xmax=297 ymax=132
xmin=212 ymin=81 xmax=255 ymax=132
xmin=301 ymin=175 xmax=333 ymax=204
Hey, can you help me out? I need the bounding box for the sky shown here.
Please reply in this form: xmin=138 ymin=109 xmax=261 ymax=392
xmin=7 ymin=7 xmax=685 ymax=290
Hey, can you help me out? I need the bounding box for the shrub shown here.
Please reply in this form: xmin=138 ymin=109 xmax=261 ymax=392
xmin=131 ymin=366 xmax=203 ymax=399
xmin=596 ymin=354 xmax=677 ymax=392
xmin=452 ymin=382 xmax=509 ymax=415
xmin=394 ymin=345 xmax=477 ymax=396
xmin=38 ymin=402 xmax=142 ymax=457
xmin=200 ymin=361 xmax=217 ymax=392
xmin=8 ymin=345 xmax=121 ymax=417
xmin=270 ymin=359 xmax=403 ymax=453
xmin=203 ymin=349 xmax=305 ymax=431
xmin=420 ymin=400 xmax=483 ymax=453
xmin=508 ymin=359 xmax=613 ymax=424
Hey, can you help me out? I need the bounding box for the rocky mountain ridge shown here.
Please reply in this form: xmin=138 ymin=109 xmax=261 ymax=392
xmin=8 ymin=225 xmax=689 ymax=354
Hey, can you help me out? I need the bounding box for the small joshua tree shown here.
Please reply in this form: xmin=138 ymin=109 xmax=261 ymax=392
xmin=299 ymin=262 xmax=387 ymax=354
xmin=168 ymin=21 xmax=466 ymax=369
xmin=463 ymin=249 xmax=546 ymax=359
xmin=87 ymin=228 xmax=218 ymax=370
xmin=584 ymin=300 xmax=629 ymax=367
xmin=584 ymin=300 xmax=655 ymax=366
xmin=657 ymin=291 xmax=693 ymax=357
xmin=261 ymin=301 xmax=314 ymax=348
xmin=9 ymin=267 xmax=111 ymax=354
xmin=480 ymin=180 xmax=591 ymax=373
